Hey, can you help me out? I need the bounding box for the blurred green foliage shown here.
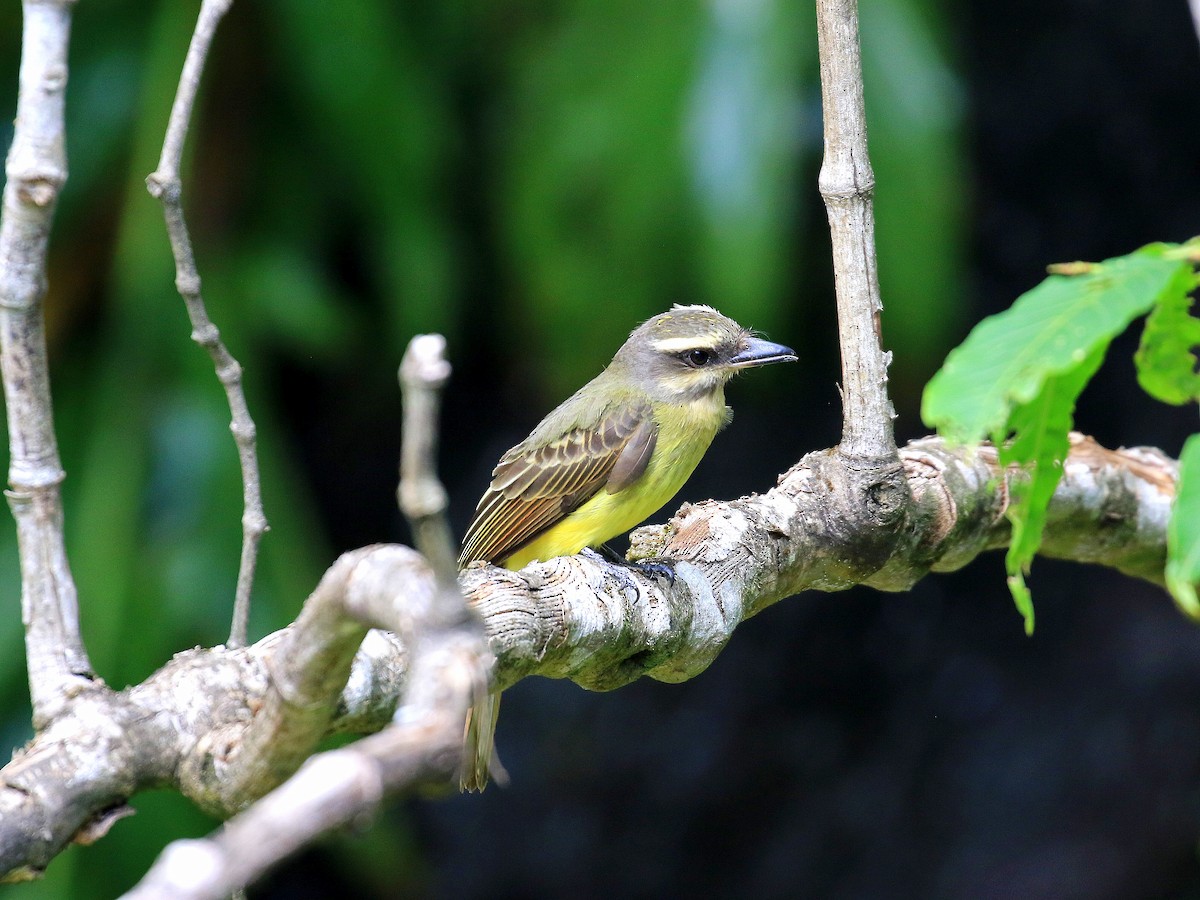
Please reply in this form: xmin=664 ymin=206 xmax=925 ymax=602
xmin=0 ymin=0 xmax=964 ymax=894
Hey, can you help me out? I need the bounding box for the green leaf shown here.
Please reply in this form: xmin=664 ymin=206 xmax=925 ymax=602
xmin=1006 ymin=574 xmax=1034 ymax=635
xmin=1134 ymin=263 xmax=1200 ymax=404
xmin=922 ymin=242 xmax=1195 ymax=631
xmin=1167 ymin=433 xmax=1200 ymax=620
xmin=999 ymin=343 xmax=1105 ymax=634
xmin=922 ymin=243 xmax=1190 ymax=444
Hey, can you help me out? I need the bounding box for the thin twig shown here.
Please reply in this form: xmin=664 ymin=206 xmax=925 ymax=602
xmin=397 ymin=335 xmax=461 ymax=597
xmin=145 ymin=0 xmax=266 ymax=649
xmin=815 ymin=0 xmax=897 ymax=461
xmin=397 ymin=335 xmax=501 ymax=789
xmin=0 ymin=0 xmax=94 ymax=726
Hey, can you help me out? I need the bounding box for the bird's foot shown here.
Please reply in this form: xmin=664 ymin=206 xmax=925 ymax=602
xmin=585 ymin=545 xmax=676 ymax=586
xmin=630 ymin=558 xmax=676 ymax=585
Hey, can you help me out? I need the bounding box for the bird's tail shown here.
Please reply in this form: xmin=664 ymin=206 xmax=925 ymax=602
xmin=460 ymin=689 xmax=508 ymax=791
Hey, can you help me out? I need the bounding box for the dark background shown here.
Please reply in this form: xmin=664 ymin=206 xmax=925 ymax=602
xmin=2 ymin=1 xmax=1200 ymax=898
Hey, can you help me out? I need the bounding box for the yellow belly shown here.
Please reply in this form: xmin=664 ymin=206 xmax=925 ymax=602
xmin=501 ymin=398 xmax=727 ymax=570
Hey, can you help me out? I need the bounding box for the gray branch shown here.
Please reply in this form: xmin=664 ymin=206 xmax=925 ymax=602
xmin=0 ymin=0 xmax=1183 ymax=893
xmin=815 ymin=0 xmax=896 ymax=461
xmin=397 ymin=335 xmax=501 ymax=790
xmin=812 ymin=0 xmax=910 ymax=594
xmin=398 ymin=334 xmax=460 ymax=588
xmin=0 ymin=433 xmax=1175 ymax=887
xmin=0 ymin=0 xmax=94 ymax=727
xmin=125 ymin=547 xmax=484 ymax=900
xmin=145 ymin=0 xmax=266 ymax=650
xmin=125 ymin=336 xmax=491 ymax=899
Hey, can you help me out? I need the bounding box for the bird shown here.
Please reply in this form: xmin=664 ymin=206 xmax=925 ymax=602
xmin=457 ymin=304 xmax=796 ymax=789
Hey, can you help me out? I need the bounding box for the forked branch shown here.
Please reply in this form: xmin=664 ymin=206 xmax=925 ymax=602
xmin=126 ymin=336 xmax=491 ymax=900
xmin=0 ymin=433 xmax=1175 ymax=887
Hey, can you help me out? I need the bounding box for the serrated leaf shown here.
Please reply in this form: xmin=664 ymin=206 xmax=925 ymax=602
xmin=1134 ymin=266 xmax=1200 ymax=404
xmin=1166 ymin=433 xmax=1200 ymax=619
xmin=922 ymin=243 xmax=1190 ymax=443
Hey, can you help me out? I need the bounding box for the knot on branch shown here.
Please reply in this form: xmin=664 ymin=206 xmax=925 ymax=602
xmin=230 ymin=420 xmax=257 ymax=443
xmin=144 ymin=172 xmax=180 ymax=203
xmin=861 ymin=461 xmax=909 ymax=525
xmin=6 ymin=458 xmax=66 ymax=491
xmin=189 ymin=323 xmax=218 ymax=347
xmin=13 ymin=175 xmax=63 ymax=208
xmin=39 ymin=64 xmax=67 ymax=94
xmin=802 ymin=449 xmax=910 ymax=581
xmin=215 ymin=359 xmax=242 ymax=387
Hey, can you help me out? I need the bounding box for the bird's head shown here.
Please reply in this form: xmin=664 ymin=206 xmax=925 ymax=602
xmin=611 ymin=304 xmax=796 ymax=403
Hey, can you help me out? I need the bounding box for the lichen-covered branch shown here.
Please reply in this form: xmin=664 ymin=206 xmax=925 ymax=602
xmin=0 ymin=0 xmax=94 ymax=727
xmin=478 ymin=434 xmax=1173 ymax=691
xmin=175 ymin=551 xmax=372 ymax=817
xmin=0 ymin=433 xmax=1172 ymax=886
xmin=145 ymin=0 xmax=266 ymax=650
xmin=125 ymin=548 xmax=483 ymax=900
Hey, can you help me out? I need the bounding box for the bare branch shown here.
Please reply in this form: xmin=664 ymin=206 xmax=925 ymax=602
xmin=128 ymin=550 xmax=486 ymax=898
xmin=121 ymin=337 xmax=494 ymax=895
xmin=815 ymin=0 xmax=895 ymax=461
xmin=145 ymin=0 xmax=265 ymax=650
xmin=397 ymin=334 xmax=501 ymax=790
xmin=397 ymin=334 xmax=459 ymax=588
xmin=126 ymin=654 xmax=470 ymax=899
xmin=176 ymin=551 xmax=372 ymax=816
xmin=0 ymin=0 xmax=95 ymax=727
xmin=0 ymin=434 xmax=1174 ymax=885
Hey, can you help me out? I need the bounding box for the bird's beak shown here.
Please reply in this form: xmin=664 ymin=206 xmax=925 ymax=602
xmin=728 ymin=337 xmax=797 ymax=368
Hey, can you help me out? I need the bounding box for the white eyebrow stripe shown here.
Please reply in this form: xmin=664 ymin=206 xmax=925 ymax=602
xmin=651 ymin=335 xmax=716 ymax=353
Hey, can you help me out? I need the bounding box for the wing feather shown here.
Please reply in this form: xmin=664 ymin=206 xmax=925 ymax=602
xmin=606 ymin=416 xmax=657 ymax=493
xmin=459 ymin=398 xmax=657 ymax=566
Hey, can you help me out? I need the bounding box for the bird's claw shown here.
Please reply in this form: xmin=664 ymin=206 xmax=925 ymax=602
xmin=584 ymin=545 xmax=675 ymax=586
xmin=631 ymin=558 xmax=676 ymax=585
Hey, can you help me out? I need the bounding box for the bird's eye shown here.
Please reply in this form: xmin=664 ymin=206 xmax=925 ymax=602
xmin=683 ymin=348 xmax=713 ymax=367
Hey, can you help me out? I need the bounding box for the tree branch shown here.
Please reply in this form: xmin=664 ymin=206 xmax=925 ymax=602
xmin=815 ymin=0 xmax=895 ymax=461
xmin=0 ymin=433 xmax=1171 ymax=886
xmin=397 ymin=334 xmax=501 ymax=790
xmin=125 ymin=337 xmax=491 ymax=899
xmin=397 ymin=334 xmax=460 ymax=590
xmin=0 ymin=0 xmax=94 ymax=728
xmin=145 ymin=0 xmax=266 ymax=650
xmin=175 ymin=551 xmax=371 ymax=816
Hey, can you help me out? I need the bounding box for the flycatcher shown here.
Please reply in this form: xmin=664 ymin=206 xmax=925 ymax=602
xmin=458 ymin=304 xmax=795 ymax=788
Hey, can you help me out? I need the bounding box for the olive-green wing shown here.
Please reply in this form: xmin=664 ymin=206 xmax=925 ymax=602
xmin=458 ymin=401 xmax=657 ymax=566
